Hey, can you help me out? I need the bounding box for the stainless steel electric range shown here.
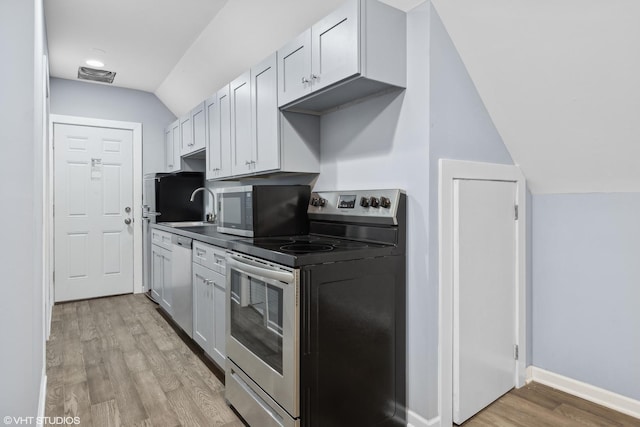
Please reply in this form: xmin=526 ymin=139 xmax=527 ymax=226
xmin=224 ymin=189 xmax=406 ymax=427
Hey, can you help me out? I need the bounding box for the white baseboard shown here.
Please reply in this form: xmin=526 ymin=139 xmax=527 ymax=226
xmin=37 ymin=368 xmax=47 ymax=427
xmin=529 ymin=366 xmax=640 ymax=420
xmin=407 ymin=410 xmax=440 ymax=427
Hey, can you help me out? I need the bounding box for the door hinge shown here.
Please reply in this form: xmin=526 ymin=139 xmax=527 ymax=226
xmin=514 ymin=204 xmax=519 ymax=220
xmin=514 ymin=344 xmax=519 ymax=360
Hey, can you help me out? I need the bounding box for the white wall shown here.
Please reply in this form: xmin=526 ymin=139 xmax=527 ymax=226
xmin=314 ymin=3 xmax=430 ymax=422
xmin=49 ymin=77 xmax=176 ymax=174
xmin=0 ymin=0 xmax=47 ymax=418
xmin=533 ymin=193 xmax=640 ymax=401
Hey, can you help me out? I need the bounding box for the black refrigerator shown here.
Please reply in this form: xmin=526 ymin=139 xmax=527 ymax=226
xmin=142 ymin=172 xmax=204 ymax=293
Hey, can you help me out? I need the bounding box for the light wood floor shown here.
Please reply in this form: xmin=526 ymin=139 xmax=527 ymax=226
xmin=462 ymin=382 xmax=640 ymax=427
xmin=46 ymin=294 xmax=640 ymax=427
xmin=45 ymin=293 xmax=243 ymax=427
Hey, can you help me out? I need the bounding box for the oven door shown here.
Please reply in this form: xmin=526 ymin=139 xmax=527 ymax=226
xmin=226 ymin=252 xmax=299 ymax=417
xmin=218 ymin=186 xmax=254 ymax=237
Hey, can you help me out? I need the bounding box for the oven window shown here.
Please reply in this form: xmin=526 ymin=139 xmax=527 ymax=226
xmin=230 ymin=269 xmax=284 ymax=374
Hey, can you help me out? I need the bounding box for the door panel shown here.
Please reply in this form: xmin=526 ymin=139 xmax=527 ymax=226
xmin=191 ymin=101 xmax=206 ymax=152
xmin=251 ymin=54 xmax=280 ymax=174
xmin=212 ymin=270 xmax=226 ymax=367
xmin=230 ymin=72 xmax=252 ymax=176
xmin=151 ymin=245 xmax=163 ymax=301
xmin=193 ymin=263 xmax=213 ymax=351
xmin=453 ymin=179 xmax=517 ymax=424
xmin=54 ymin=123 xmax=134 ymax=302
xmin=278 ymin=30 xmax=312 ymax=107
xmin=311 ymin=0 xmax=359 ymax=91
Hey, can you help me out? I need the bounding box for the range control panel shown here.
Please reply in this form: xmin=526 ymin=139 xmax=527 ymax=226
xmin=308 ymin=189 xmax=404 ymax=224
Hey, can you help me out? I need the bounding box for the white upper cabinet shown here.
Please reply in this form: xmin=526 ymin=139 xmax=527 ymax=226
xmin=277 ymin=30 xmax=313 ymax=108
xmin=230 ymin=71 xmax=253 ymax=176
xmin=251 ymin=53 xmax=280 ymax=174
xmin=277 ymin=0 xmax=406 ymax=113
xmin=179 ymin=114 xmax=192 ymax=155
xmin=205 ymin=86 xmax=232 ymax=180
xmin=165 ymin=119 xmax=181 ymax=173
xmin=310 ymin=0 xmax=359 ymax=92
xmin=219 ymin=53 xmax=320 ymax=180
xmin=182 ymin=102 xmax=206 ymax=156
xmin=190 ymin=101 xmax=206 ymax=153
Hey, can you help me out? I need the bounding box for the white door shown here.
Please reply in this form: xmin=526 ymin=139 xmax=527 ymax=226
xmin=453 ymin=179 xmax=517 ymax=424
xmin=54 ymin=123 xmax=134 ymax=302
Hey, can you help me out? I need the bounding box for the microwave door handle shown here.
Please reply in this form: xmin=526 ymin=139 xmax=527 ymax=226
xmin=227 ymin=257 xmax=294 ymax=284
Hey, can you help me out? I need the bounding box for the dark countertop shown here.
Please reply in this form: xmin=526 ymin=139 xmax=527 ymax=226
xmin=151 ymin=223 xmax=239 ymax=249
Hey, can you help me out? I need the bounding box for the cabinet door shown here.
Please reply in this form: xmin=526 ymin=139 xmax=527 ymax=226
xmin=206 ymin=86 xmax=232 ymax=180
xmin=230 ymin=72 xmax=253 ymax=176
xmin=205 ymin=95 xmax=218 ymax=180
xmin=168 ymin=120 xmax=181 ymax=172
xmin=160 ymin=248 xmax=173 ymax=314
xmin=311 ymin=0 xmax=359 ymax=92
xmin=165 ymin=122 xmax=175 ymax=171
xmin=193 ymin=263 xmax=213 ymax=352
xmin=163 ymin=127 xmax=171 ymax=172
xmin=251 ymin=54 xmax=280 ymax=174
xmin=191 ymin=101 xmax=206 ymax=152
xmin=211 ymin=270 xmax=226 ymax=368
xmin=180 ymin=114 xmax=192 ymax=155
xmin=151 ymin=245 xmax=163 ymax=301
xmin=277 ymin=29 xmax=312 ymax=107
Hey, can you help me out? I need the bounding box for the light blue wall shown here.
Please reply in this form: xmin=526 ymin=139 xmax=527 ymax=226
xmin=428 ymin=3 xmax=519 ymax=418
xmin=532 ymin=193 xmax=640 ymax=400
xmin=314 ymin=3 xmax=430 ymax=421
xmin=0 ymin=0 xmax=45 ymax=418
xmin=49 ymin=77 xmax=176 ymax=174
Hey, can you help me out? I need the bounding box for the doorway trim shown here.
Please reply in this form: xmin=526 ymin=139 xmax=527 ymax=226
xmin=438 ymin=159 xmax=527 ymax=427
xmin=49 ymin=115 xmax=143 ymax=308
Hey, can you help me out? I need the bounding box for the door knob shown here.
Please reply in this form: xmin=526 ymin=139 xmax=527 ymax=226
xmin=125 ymin=206 xmax=131 ymax=213
xmin=124 ymin=218 xmax=132 ymax=225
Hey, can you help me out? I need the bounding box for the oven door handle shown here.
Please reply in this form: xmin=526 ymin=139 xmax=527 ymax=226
xmin=227 ymin=256 xmax=295 ymax=284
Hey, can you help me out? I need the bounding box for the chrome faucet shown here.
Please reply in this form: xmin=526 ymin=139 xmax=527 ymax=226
xmin=190 ymin=187 xmax=217 ymax=223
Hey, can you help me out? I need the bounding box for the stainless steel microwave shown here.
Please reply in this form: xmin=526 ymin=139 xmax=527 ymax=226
xmin=217 ymin=185 xmax=311 ymax=237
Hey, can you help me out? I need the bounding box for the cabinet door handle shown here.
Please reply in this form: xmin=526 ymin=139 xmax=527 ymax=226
xmin=301 ymin=76 xmax=309 ymax=84
xmin=311 ymin=74 xmax=318 ymax=80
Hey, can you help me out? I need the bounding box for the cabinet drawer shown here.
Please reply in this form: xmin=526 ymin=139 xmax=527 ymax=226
xmin=151 ymin=229 xmax=173 ymax=250
xmin=193 ymin=241 xmax=226 ymax=274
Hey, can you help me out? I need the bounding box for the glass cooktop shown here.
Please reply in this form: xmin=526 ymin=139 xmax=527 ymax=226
xmin=228 ymin=234 xmax=397 ymax=267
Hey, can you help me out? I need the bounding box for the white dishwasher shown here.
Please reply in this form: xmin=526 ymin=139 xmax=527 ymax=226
xmin=171 ymin=235 xmax=194 ymax=337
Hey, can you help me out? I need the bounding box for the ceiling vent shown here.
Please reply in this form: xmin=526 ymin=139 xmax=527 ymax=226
xmin=77 ymin=66 xmax=116 ymax=84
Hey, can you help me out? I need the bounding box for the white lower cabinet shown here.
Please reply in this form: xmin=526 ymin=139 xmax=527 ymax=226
xmin=151 ymin=243 xmax=172 ymax=315
xmin=192 ymin=242 xmax=226 ymax=368
xmin=193 ymin=263 xmax=213 ymax=350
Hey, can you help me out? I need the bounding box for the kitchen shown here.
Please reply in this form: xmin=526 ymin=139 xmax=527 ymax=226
xmin=2 ymin=0 xmax=640 ymax=426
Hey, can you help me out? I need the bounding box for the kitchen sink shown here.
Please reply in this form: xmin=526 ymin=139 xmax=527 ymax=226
xmin=161 ymin=221 xmax=216 ymax=228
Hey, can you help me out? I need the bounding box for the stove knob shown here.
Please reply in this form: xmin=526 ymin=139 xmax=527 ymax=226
xmin=380 ymin=196 xmax=392 ymax=209
xmin=360 ymin=197 xmax=370 ymax=208
xmin=310 ymin=197 xmax=320 ymax=207
xmin=369 ymin=197 xmax=380 ymax=208
xmin=318 ymin=198 xmax=326 ymax=207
